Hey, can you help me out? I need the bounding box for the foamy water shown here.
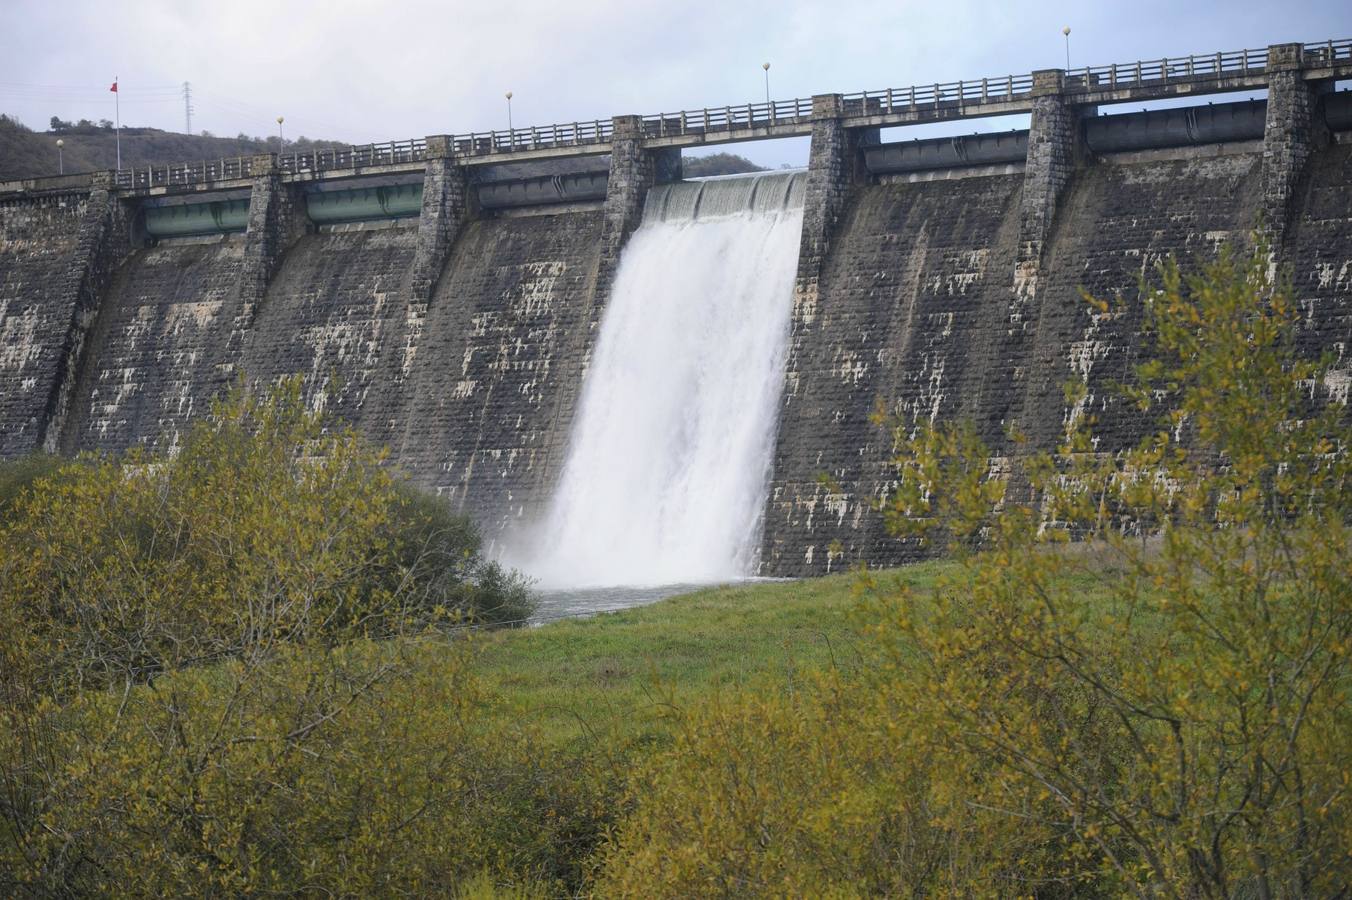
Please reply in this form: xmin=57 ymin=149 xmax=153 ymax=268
xmin=511 ymin=172 xmax=805 ymax=589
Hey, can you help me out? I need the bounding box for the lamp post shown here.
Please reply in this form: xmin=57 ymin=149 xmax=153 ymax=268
xmin=505 ymin=91 xmax=514 ymax=134
xmin=276 ymin=115 xmax=284 ymax=153
xmin=762 ymin=62 xmax=771 ymax=109
xmin=1063 ymin=26 xmax=1072 ymax=70
xmin=56 ymin=138 xmax=64 ymax=174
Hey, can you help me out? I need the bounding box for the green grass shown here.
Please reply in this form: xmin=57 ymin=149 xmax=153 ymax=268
xmin=469 ymin=564 xmax=944 ymax=748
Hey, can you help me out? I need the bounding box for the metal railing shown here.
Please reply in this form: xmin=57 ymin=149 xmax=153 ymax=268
xmin=641 ymin=97 xmax=814 ymax=138
xmin=113 ymin=156 xmax=254 ymax=190
xmin=1304 ymin=38 xmax=1352 ymax=64
xmin=449 ymin=119 xmax=612 ymax=156
xmin=52 ymin=36 xmax=1352 ymax=194
xmin=1065 ymin=48 xmax=1267 ymax=91
xmin=278 ymin=138 xmax=426 ymax=174
xmin=842 ymin=74 xmax=1035 ymax=114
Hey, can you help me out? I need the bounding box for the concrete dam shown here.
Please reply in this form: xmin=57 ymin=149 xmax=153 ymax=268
xmin=1 ymin=39 xmax=1350 ymax=580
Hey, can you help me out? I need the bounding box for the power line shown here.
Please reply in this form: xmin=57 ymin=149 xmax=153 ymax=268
xmin=183 ymin=81 xmax=193 ymax=134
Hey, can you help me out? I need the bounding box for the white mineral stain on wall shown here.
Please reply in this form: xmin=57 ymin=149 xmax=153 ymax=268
xmin=508 ymin=261 xmax=565 ymax=317
xmin=0 ymin=301 xmax=42 ymax=372
xmin=163 ymin=300 xmax=222 ymax=336
xmin=1315 ymin=260 xmax=1351 ymax=292
xmin=833 ymin=348 xmax=868 ymax=384
xmin=1324 ymin=368 xmax=1350 ymax=405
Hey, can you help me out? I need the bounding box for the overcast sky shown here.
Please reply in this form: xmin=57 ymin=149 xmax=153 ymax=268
xmin=3 ymin=0 xmax=1349 ymax=167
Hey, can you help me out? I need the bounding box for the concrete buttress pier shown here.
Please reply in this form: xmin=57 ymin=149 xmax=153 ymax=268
xmin=398 ymin=137 xmax=473 ymax=385
xmin=1005 ymin=68 xmax=1082 ymax=462
xmin=38 ymin=172 xmax=132 ymax=452
xmin=410 ymin=136 xmax=471 ymax=305
xmin=1262 ymin=43 xmax=1325 ymax=250
xmin=239 ymin=154 xmax=306 ymax=325
xmin=596 ymin=115 xmax=680 ymax=299
xmin=794 ymin=94 xmax=875 ymax=326
xmin=1014 ymin=70 xmax=1078 ymax=313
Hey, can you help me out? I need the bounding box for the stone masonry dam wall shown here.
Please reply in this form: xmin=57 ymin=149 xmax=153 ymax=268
xmin=0 ymin=194 xmax=96 ymax=454
xmin=1 ymin=42 xmax=1350 ymax=577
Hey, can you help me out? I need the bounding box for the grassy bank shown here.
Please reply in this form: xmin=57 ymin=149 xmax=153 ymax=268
xmin=471 ymin=565 xmax=937 ymax=747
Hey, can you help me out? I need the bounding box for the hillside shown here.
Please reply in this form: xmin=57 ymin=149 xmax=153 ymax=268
xmin=682 ymin=150 xmax=766 ymax=177
xmin=0 ymin=114 xmax=343 ymax=181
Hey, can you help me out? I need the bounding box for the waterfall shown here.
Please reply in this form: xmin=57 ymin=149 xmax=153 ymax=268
xmin=517 ymin=170 xmax=805 ymax=589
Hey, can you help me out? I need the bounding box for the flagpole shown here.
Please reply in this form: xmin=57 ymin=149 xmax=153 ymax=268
xmin=114 ymin=76 xmax=121 ymax=171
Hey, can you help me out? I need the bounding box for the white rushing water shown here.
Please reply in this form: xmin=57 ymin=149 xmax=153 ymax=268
xmin=514 ymin=171 xmax=805 ymax=589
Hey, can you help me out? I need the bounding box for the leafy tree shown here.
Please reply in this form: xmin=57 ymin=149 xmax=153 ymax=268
xmin=681 ymin=151 xmax=766 ymax=178
xmin=869 ymin=242 xmax=1352 ymax=896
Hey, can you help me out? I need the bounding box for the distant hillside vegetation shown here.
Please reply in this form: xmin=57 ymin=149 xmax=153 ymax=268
xmin=682 ymin=152 xmax=766 ymax=177
xmin=0 ymin=114 xmax=344 ymax=181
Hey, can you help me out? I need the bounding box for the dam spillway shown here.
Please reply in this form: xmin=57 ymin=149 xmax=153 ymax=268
xmin=516 ymin=172 xmax=805 ymax=588
xmin=1 ymin=38 xmax=1351 ymax=580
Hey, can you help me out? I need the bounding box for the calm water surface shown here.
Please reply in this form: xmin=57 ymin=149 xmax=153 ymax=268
xmin=530 ymin=578 xmax=785 ymax=625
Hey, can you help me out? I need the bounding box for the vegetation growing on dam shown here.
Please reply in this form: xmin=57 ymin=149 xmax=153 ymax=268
xmin=1 ymin=246 xmax=1349 ymax=896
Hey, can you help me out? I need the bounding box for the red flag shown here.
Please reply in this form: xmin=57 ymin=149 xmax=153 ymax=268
xmin=109 ymin=81 xmax=118 ymax=92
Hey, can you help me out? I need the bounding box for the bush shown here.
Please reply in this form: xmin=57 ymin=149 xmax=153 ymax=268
xmin=866 ymin=242 xmax=1352 ymax=895
xmin=0 ymin=452 xmax=74 ymax=518
xmin=0 ymin=377 xmax=533 ymax=701
xmin=390 ymin=482 xmax=536 ymax=629
xmin=0 ymin=637 xmax=613 ymax=895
